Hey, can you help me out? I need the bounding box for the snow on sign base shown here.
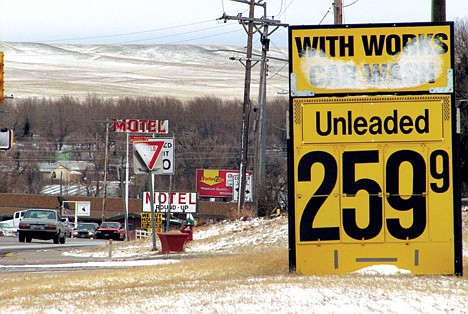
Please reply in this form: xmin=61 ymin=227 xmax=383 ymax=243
xmin=134 ymin=141 xmax=164 ymax=171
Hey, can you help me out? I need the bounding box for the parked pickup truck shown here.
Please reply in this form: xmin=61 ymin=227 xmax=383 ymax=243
xmin=95 ymin=222 xmax=126 ymax=241
xmin=18 ymin=209 xmax=67 ymax=244
xmin=1 ymin=210 xmax=27 ymax=229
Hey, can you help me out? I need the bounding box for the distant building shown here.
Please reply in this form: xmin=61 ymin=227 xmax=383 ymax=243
xmin=38 ymin=161 xmax=91 ymax=185
xmin=37 ymin=161 xmax=121 ymax=197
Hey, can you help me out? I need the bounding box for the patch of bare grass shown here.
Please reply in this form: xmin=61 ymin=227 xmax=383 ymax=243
xmin=0 ymin=245 xmax=288 ymax=310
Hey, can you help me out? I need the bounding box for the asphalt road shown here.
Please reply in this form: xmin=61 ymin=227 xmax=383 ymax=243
xmin=0 ymin=235 xmax=108 ymax=269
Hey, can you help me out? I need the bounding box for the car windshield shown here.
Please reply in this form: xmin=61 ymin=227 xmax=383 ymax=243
xmin=77 ymin=223 xmax=96 ymax=230
xmin=0 ymin=223 xmax=10 ymax=228
xmin=100 ymin=222 xmax=119 ymax=228
xmin=25 ymin=210 xmax=56 ymax=220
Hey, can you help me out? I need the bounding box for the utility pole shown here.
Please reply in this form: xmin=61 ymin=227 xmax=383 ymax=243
xmin=219 ymin=0 xmax=287 ymax=214
xmin=0 ymin=52 xmax=4 ymax=103
xmin=124 ymin=132 xmax=129 ymax=238
xmin=252 ymin=3 xmax=286 ymax=214
xmin=238 ymin=0 xmax=256 ymax=212
xmin=253 ymin=21 xmax=268 ymax=213
xmin=334 ymin=0 xmax=343 ymax=25
xmin=219 ymin=0 xmax=256 ymax=213
xmin=432 ymin=0 xmax=446 ymax=22
xmin=101 ymin=122 xmax=109 ymax=223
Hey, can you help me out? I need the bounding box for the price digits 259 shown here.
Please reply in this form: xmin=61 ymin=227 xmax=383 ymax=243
xmin=298 ymin=149 xmax=449 ymax=242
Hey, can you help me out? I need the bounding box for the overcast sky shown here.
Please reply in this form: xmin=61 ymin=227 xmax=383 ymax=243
xmin=0 ymin=0 xmax=467 ymax=47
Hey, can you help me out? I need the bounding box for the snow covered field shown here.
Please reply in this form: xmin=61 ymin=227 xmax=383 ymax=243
xmin=1 ymin=42 xmax=289 ymax=100
xmin=0 ymin=215 xmax=466 ymax=313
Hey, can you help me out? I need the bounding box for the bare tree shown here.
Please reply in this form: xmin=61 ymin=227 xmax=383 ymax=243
xmin=455 ymin=18 xmax=468 ymax=196
xmin=33 ymin=96 xmax=81 ymax=151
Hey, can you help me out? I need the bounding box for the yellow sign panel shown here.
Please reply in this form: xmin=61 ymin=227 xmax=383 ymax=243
xmin=292 ymin=95 xmax=457 ymax=274
xmin=302 ymin=97 xmax=444 ymax=143
xmin=141 ymin=212 xmax=163 ymax=232
xmin=290 ymin=23 xmax=453 ymax=95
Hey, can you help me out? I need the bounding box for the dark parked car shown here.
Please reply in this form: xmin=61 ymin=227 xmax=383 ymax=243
xmin=95 ymin=222 xmax=126 ymax=241
xmin=73 ymin=223 xmax=99 ymax=239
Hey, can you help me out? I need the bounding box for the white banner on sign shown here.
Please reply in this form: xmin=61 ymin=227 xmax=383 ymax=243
xmin=142 ymin=192 xmax=197 ymax=213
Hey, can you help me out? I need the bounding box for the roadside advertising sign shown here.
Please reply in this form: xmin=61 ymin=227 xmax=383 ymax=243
xmin=196 ymin=169 xmax=253 ymax=198
xmin=290 ymin=23 xmax=453 ymax=96
xmin=113 ymin=119 xmax=169 ymax=134
xmin=232 ymin=173 xmax=253 ymax=202
xmin=76 ymin=201 xmax=91 ymax=217
xmin=0 ymin=128 xmax=13 ymax=150
xmin=141 ymin=212 xmax=163 ymax=232
xmin=288 ymin=23 xmax=462 ymax=276
xmin=133 ymin=138 xmax=174 ymax=175
xmin=142 ymin=192 xmax=197 ymax=213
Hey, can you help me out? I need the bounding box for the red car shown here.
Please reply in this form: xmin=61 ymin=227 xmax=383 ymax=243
xmin=95 ymin=222 xmax=126 ymax=241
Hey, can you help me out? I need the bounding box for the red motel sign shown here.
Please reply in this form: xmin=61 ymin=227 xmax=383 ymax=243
xmin=113 ymin=119 xmax=169 ymax=133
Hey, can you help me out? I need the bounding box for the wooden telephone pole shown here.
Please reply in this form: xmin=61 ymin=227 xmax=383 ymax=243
xmin=219 ymin=0 xmax=286 ymax=213
xmin=334 ymin=0 xmax=343 ymax=25
xmin=432 ymin=0 xmax=446 ymax=22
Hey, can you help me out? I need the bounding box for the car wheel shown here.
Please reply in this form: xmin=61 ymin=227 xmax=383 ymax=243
xmin=26 ymin=237 xmax=32 ymax=243
xmin=19 ymin=233 xmax=25 ymax=242
xmin=53 ymin=234 xmax=59 ymax=244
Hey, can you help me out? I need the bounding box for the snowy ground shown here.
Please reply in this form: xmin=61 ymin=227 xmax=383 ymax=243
xmin=62 ymin=212 xmax=468 ymax=266
xmin=1 ymin=215 xmax=465 ymax=314
xmin=1 ymin=42 xmax=289 ymax=100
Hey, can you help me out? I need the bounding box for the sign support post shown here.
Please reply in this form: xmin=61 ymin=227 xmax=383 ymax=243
xmin=113 ymin=118 xmax=169 ymax=241
xmin=62 ymin=201 xmax=77 ymax=225
xmin=165 ymin=175 xmax=173 ymax=232
xmin=133 ymin=135 xmax=175 ymax=250
xmin=124 ymin=132 xmax=129 ymax=240
xmin=149 ymin=171 xmax=157 ymax=251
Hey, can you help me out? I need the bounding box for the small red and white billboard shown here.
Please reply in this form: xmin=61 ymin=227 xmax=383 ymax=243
xmin=196 ymin=169 xmax=252 ymax=199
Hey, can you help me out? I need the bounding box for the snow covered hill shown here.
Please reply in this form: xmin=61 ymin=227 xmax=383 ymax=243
xmin=1 ymin=42 xmax=289 ymax=100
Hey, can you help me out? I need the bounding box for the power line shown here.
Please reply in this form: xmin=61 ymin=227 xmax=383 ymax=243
xmin=343 ymin=0 xmax=360 ymax=8
xmin=42 ymin=19 xmax=217 ymax=44
xmin=18 ymin=19 xmax=243 ymax=46
xmin=319 ymin=6 xmax=333 ymax=25
xmin=275 ymin=0 xmax=296 ymax=19
xmin=104 ymin=23 xmax=240 ymax=45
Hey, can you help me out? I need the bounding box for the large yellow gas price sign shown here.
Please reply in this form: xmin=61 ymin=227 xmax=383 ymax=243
xmin=288 ymin=22 xmax=462 ymax=276
xmin=291 ymin=95 xmax=459 ymax=275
